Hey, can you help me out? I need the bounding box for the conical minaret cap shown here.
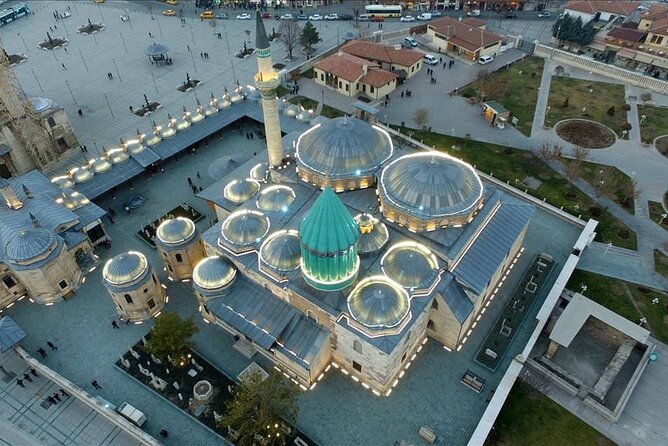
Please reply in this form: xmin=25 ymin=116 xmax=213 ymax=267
xmin=255 ymin=11 xmax=270 ymax=50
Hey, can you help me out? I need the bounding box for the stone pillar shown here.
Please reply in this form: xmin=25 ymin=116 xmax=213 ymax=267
xmin=261 ymin=93 xmax=283 ymax=167
xmin=545 ymin=340 xmax=560 ymax=359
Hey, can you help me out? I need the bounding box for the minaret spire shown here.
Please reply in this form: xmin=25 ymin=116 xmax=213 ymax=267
xmin=254 ymin=11 xmax=284 ymax=168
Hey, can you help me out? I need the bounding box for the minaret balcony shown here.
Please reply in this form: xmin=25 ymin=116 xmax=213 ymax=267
xmin=254 ymin=75 xmax=280 ymax=91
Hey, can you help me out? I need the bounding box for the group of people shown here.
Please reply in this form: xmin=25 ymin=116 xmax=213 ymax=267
xmin=36 ymin=341 xmax=58 ymax=358
xmin=46 ymin=389 xmax=70 ymax=406
xmin=14 ymin=368 xmax=38 ymax=388
xmin=187 ymin=174 xmax=203 ymax=194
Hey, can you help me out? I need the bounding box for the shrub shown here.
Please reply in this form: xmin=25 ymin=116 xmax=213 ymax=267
xmin=640 ymin=92 xmax=652 ymax=102
xmin=561 ymin=97 xmax=569 ymax=108
xmin=621 ymin=122 xmax=632 ymax=131
xmin=461 ymin=86 xmax=477 ymax=98
xmin=606 ymin=106 xmax=615 ymax=116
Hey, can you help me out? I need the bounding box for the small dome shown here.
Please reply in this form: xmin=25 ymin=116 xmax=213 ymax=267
xmin=103 ymin=251 xmax=149 ymax=285
xmin=156 ymin=217 xmax=196 ymax=245
xmin=347 ymin=276 xmax=410 ymax=329
xmin=256 ymin=185 xmax=295 ymax=212
xmin=354 ymin=213 xmax=389 ymax=254
xmin=296 ymin=109 xmax=313 ymax=122
xmin=247 ymin=88 xmax=261 ymax=101
xmin=296 ymin=118 xmax=393 ymax=180
xmin=224 ymin=178 xmax=260 ymax=203
xmin=249 ymin=162 xmax=269 ymax=182
xmin=380 ymin=152 xmax=483 ymax=219
xmin=193 ymin=256 xmax=237 ymax=291
xmin=221 ymin=210 xmax=270 ymax=246
xmin=6 ymin=228 xmax=56 ymax=263
xmin=284 ymin=104 xmax=299 ymax=117
xmin=107 ymin=148 xmax=129 ymax=164
xmin=124 ymin=139 xmax=145 ymax=155
xmin=52 ymin=175 xmax=73 ymax=189
xmin=260 ymin=230 xmax=301 ymax=272
xmin=89 ymin=157 xmax=111 ymax=174
xmin=381 ymin=242 xmax=440 ymax=290
xmin=30 ymin=97 xmax=54 ymax=112
xmin=70 ymin=166 xmax=93 ymax=183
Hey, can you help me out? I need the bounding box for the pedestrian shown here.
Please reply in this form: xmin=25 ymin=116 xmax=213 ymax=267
xmin=30 ymin=368 xmax=38 ymax=377
xmin=112 ymin=320 xmax=119 ymax=329
xmin=191 ymin=184 xmax=197 ymax=194
xmin=198 ymin=186 xmax=203 ymax=192
xmin=125 ymin=205 xmax=130 ymax=213
xmin=59 ymin=388 xmax=69 ymax=397
xmin=200 ymin=52 xmax=203 ymax=58
xmin=148 ymin=32 xmax=153 ymax=38
xmin=443 ymin=62 xmax=447 ymax=69
xmin=23 ymin=373 xmax=33 ymax=382
xmin=196 ymin=171 xmax=201 ymax=179
xmin=16 ymin=378 xmax=25 ymax=388
xmin=187 ymin=44 xmax=190 ymax=51
xmin=61 ymin=63 xmax=66 ymax=70
xmin=159 ymin=430 xmax=169 ymax=438
xmin=91 ymin=380 xmax=102 ymax=389
xmin=401 ymin=91 xmax=404 ymax=98
xmin=187 ymin=177 xmax=192 ymax=186
xmin=47 ymin=341 xmax=58 ymax=350
xmin=37 ymin=347 xmax=47 ymax=358
xmin=129 ymin=105 xmax=133 ymax=113
xmin=107 ymin=214 xmax=114 ymax=224
xmin=80 ymin=145 xmax=85 ymax=153
xmin=77 ymin=109 xmax=83 ymax=117
xmin=108 ymin=206 xmax=115 ymax=217
xmin=47 ymin=396 xmax=56 ymax=404
xmin=63 ymin=47 xmax=67 ymax=53
xmin=160 ymin=167 xmax=165 ymax=174
xmin=83 ymin=145 xmax=88 ymax=153
xmin=53 ymin=393 xmax=61 ymax=402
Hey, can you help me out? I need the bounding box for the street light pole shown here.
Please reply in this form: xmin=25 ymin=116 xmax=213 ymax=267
xmin=17 ymin=33 xmax=29 ymax=53
xmin=31 ymin=69 xmax=44 ymax=92
xmin=104 ymin=94 xmax=115 ymax=118
xmin=120 ymin=32 xmax=128 ymax=53
xmin=112 ymin=58 xmax=122 ymax=81
xmin=79 ymin=50 xmax=89 ymax=71
xmin=151 ymin=71 xmax=159 ymax=94
xmin=64 ymin=80 xmax=77 ymax=104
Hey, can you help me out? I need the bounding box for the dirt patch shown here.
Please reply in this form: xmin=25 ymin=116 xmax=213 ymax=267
xmin=656 ymin=135 xmax=668 ymax=158
xmin=556 ymin=119 xmax=616 ymax=149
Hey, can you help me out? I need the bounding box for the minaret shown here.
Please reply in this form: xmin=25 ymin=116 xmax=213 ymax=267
xmin=254 ymin=11 xmax=283 ymax=167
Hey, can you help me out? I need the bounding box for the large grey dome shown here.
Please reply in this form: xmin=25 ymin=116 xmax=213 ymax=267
xmin=347 ymin=276 xmax=410 ymax=330
xmin=103 ymin=251 xmax=149 ymax=285
xmin=6 ymin=228 xmax=56 ymax=263
xmin=296 ymin=117 xmax=393 ymax=179
xmin=381 ymin=242 xmax=440 ymax=290
xmin=156 ymin=217 xmax=196 ymax=245
xmin=193 ymin=256 xmax=237 ymax=291
xmin=259 ymin=230 xmax=301 ymax=272
xmin=220 ymin=210 xmax=270 ymax=246
xmin=379 ymin=152 xmax=483 ymax=218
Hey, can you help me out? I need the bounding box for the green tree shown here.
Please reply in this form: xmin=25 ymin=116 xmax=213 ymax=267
xmin=144 ymin=311 xmax=199 ymax=364
xmin=578 ymin=20 xmax=597 ymax=46
xmin=219 ymin=371 xmax=299 ymax=446
xmin=300 ymin=21 xmax=321 ymax=54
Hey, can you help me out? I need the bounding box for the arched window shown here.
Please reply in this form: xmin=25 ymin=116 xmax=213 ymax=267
xmin=431 ymin=300 xmax=439 ymax=311
xmin=427 ymin=320 xmax=435 ymax=331
xmin=175 ymin=253 xmax=183 ymax=263
xmin=47 ymin=117 xmax=56 ymax=128
xmin=306 ymin=309 xmax=318 ymax=323
xmin=124 ymin=294 xmax=133 ymax=304
xmin=353 ymin=340 xmax=363 ymax=354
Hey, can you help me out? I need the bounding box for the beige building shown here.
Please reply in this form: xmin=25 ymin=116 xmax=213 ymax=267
xmin=313 ymin=52 xmax=398 ymax=100
xmin=427 ymin=17 xmax=503 ymax=61
xmin=341 ymin=40 xmax=424 ymax=80
xmin=646 ymin=18 xmax=668 ymax=51
xmin=155 ymin=217 xmax=206 ymax=280
xmin=102 ymin=251 xmax=166 ymax=322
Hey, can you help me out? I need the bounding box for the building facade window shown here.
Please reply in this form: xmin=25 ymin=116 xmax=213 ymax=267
xmin=124 ymin=294 xmax=133 ymax=304
xmin=147 ymin=298 xmax=156 ymax=309
xmin=58 ymin=280 xmax=68 ymax=290
xmin=175 ymin=253 xmax=183 ymax=263
xmin=352 ymin=361 xmax=362 ymax=372
xmin=306 ymin=309 xmax=318 ymax=323
xmin=431 ymin=300 xmax=439 ymax=310
xmin=427 ymin=320 xmax=435 ymax=331
xmin=353 ymin=340 xmax=363 ymax=354
xmin=47 ymin=117 xmax=57 ymax=127
xmin=2 ymin=276 xmax=16 ymax=288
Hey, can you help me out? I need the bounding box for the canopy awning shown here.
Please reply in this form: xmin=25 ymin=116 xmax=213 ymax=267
xmin=0 ymin=316 xmax=26 ymax=352
xmin=145 ymin=42 xmax=169 ymax=56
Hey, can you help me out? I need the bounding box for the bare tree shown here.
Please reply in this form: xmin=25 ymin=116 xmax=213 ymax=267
xmin=564 ymin=161 xmax=582 ymax=181
xmin=573 ymin=145 xmax=590 ymax=163
xmin=279 ymin=20 xmax=301 ymax=61
xmin=480 ymin=75 xmax=506 ymax=102
xmin=413 ymin=108 xmax=429 ymax=130
xmin=538 ymin=142 xmax=561 ymax=162
xmin=621 ymin=177 xmax=641 ymax=206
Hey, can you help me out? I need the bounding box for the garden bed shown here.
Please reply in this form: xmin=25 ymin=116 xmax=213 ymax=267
xmin=648 ymin=200 xmax=668 ymax=229
xmin=289 ymin=95 xmax=345 ymax=118
xmin=177 ymin=80 xmax=201 ymax=93
xmin=555 ymin=119 xmax=616 ymax=149
xmin=637 ymin=105 xmax=668 ymax=145
xmin=655 ymin=250 xmax=668 ymax=280
xmin=656 ymin=135 xmax=668 ymax=158
xmin=38 ymin=37 xmax=68 ymax=50
xmin=77 ymin=23 xmax=105 ymax=35
xmin=134 ymin=102 xmax=162 ymax=117
xmin=136 ymin=203 xmax=205 ymax=247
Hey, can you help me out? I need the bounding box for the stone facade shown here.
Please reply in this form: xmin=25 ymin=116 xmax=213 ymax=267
xmin=158 ymin=239 xmax=206 ymax=280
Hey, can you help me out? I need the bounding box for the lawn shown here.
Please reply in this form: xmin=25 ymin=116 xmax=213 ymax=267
xmin=567 ymin=270 xmax=668 ymax=344
xmin=487 ymin=381 xmax=614 ymax=446
xmin=545 ymin=78 xmax=629 ymax=136
xmin=656 ymin=250 xmax=668 ymax=280
xmin=458 ymin=56 xmax=544 ymax=136
xmin=276 ymin=85 xmax=290 ymax=97
xmin=648 ymin=200 xmax=668 ymax=230
xmin=565 ymin=160 xmax=637 ymax=214
xmin=637 ymin=105 xmax=668 ymax=144
xmin=289 ymin=95 xmax=345 ymax=118
xmin=399 ymin=128 xmax=637 ymax=249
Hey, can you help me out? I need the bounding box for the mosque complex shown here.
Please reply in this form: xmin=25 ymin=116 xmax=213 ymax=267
xmin=0 ymin=10 xmax=598 ymax=445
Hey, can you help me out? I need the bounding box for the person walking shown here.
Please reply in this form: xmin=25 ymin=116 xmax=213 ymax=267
xmin=53 ymin=393 xmax=61 ymax=402
xmin=196 ymin=171 xmax=201 ymax=179
xmin=91 ymin=380 xmax=102 ymax=389
xmin=112 ymin=320 xmax=119 ymax=329
xmin=47 ymin=341 xmax=58 ymax=350
xmin=37 ymin=347 xmax=47 ymax=358
xmin=59 ymin=388 xmax=69 ymax=397
xmin=187 ymin=177 xmax=192 ymax=186
xmin=47 ymin=395 xmax=56 ymax=404
xmin=23 ymin=373 xmax=33 ymax=382
xmin=30 ymin=368 xmax=38 ymax=377
xmin=61 ymin=63 xmax=66 ymax=70
xmin=16 ymin=378 xmax=25 ymax=388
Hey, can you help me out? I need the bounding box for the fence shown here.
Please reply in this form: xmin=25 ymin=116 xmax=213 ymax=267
xmin=534 ymin=44 xmax=668 ymax=95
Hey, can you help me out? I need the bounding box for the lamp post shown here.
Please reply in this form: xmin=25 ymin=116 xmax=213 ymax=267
xmin=65 ymin=80 xmax=77 ymax=104
xmin=31 ymin=69 xmax=44 ymax=93
xmin=17 ymin=33 xmax=29 ymax=53
xmin=660 ymin=213 xmax=668 ymax=225
xmin=112 ymin=58 xmax=122 ymax=81
xmin=640 ymin=114 xmax=646 ymax=125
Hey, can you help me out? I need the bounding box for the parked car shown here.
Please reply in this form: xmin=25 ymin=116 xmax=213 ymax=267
xmin=117 ymin=402 xmax=146 ymax=427
xmin=404 ymin=37 xmax=418 ymax=47
xmin=467 ymin=9 xmax=481 ymax=16
xmin=324 ymin=13 xmax=339 ymax=20
xmin=163 ymin=9 xmax=176 ymax=16
xmin=358 ymin=14 xmax=369 ymax=21
xmin=166 ymin=0 xmax=178 ymax=4
xmin=478 ymin=55 xmax=494 ymax=64
xmin=215 ymin=13 xmax=228 ymax=19
xmin=430 ymin=10 xmax=442 ymax=17
xmin=537 ymin=11 xmax=551 ymax=18
xmin=423 ymin=53 xmax=438 ymax=65
xmin=400 ymin=15 xmax=415 ymax=22
xmin=416 ymin=13 xmax=432 ymax=21
xmin=505 ymin=12 xmax=518 ymax=18
xmin=280 ymin=13 xmax=294 ymax=20
xmin=261 ymin=12 xmax=273 ymax=19
xmin=339 ymin=14 xmax=353 ymax=20
xmin=236 ymin=13 xmax=251 ymax=20
xmin=60 ymin=11 xmax=71 ymax=18
xmin=296 ymin=14 xmax=308 ymax=20
xmin=200 ymin=11 xmax=214 ymax=19
xmin=309 ymin=14 xmax=323 ymax=20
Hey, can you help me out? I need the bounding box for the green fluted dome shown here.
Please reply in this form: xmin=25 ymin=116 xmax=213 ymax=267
xmin=299 ymin=188 xmax=360 ymax=291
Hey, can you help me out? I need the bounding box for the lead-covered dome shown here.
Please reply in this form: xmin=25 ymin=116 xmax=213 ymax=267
xmin=6 ymin=228 xmax=56 ymax=263
xmin=256 ymin=185 xmax=295 ymax=212
xmin=224 ymin=178 xmax=260 ymax=203
xmin=103 ymin=251 xmax=149 ymax=285
xmin=260 ymin=230 xmax=301 ymax=272
xmin=193 ymin=256 xmax=237 ymax=292
xmin=381 ymin=242 xmax=440 ymax=291
xmin=296 ymin=117 xmax=393 ymax=185
xmin=347 ymin=276 xmax=410 ymax=330
xmin=220 ymin=210 xmax=270 ymax=247
xmin=354 ymin=213 xmax=389 ymax=254
xmin=156 ymin=217 xmax=196 ymax=246
xmin=379 ymin=152 xmax=483 ymax=230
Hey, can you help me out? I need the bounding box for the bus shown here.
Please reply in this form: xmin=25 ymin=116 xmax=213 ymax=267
xmin=364 ymin=4 xmax=402 ymax=18
xmin=0 ymin=9 xmax=16 ymax=26
xmin=12 ymin=3 xmax=29 ymax=17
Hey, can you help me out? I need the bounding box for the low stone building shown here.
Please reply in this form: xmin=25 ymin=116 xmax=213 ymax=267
xmin=313 ymin=52 xmax=398 ymax=99
xmin=427 ymin=17 xmax=503 ymax=61
xmin=340 ymin=40 xmax=424 ymax=80
xmin=155 ymin=217 xmax=206 ymax=280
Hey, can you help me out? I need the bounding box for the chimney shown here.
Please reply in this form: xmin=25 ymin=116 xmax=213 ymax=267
xmin=29 ymin=212 xmax=40 ymax=228
xmin=0 ymin=179 xmax=22 ymax=210
xmin=363 ymin=64 xmax=368 ymax=75
xmin=22 ymin=184 xmax=32 ymax=198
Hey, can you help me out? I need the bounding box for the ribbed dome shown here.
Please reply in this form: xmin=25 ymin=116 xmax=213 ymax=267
xmin=70 ymin=167 xmax=93 ymax=183
xmin=124 ymin=139 xmax=145 ymax=155
xmin=103 ymin=251 xmax=149 ymax=285
xmin=52 ymin=176 xmax=74 ymax=189
xmin=347 ymin=276 xmax=410 ymax=329
xmin=284 ymin=104 xmax=299 ymax=117
xmin=354 ymin=213 xmax=389 ymax=254
xmin=256 ymin=185 xmax=295 ymax=212
xmin=224 ymin=179 xmax=260 ymax=203
xmin=379 ymin=152 xmax=483 ymax=218
xmin=296 ymin=118 xmax=393 ymax=179
xmin=6 ymin=228 xmax=56 ymax=263
xmin=249 ymin=162 xmax=268 ymax=182
xmin=300 ymin=187 xmax=358 ymax=253
xmin=381 ymin=242 xmax=439 ymax=290
xmin=89 ymin=157 xmax=111 ymax=174
xmin=260 ymin=230 xmax=301 ymax=272
xmin=156 ymin=217 xmax=196 ymax=245
xmin=221 ymin=210 xmax=270 ymax=246
xmin=193 ymin=256 xmax=237 ymax=290
xmin=107 ymin=148 xmax=129 ymax=164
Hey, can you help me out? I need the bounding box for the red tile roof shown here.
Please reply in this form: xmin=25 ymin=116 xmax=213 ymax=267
xmin=462 ymin=17 xmax=486 ymax=28
xmin=341 ymin=40 xmax=423 ymax=67
xmin=360 ymin=69 xmax=398 ymax=88
xmin=607 ymin=27 xmax=646 ymax=41
xmin=649 ymin=17 xmax=668 ymax=36
xmin=641 ymin=4 xmax=668 ymax=22
xmin=313 ymin=52 xmax=378 ymax=82
xmin=428 ymin=17 xmax=503 ymax=52
xmin=564 ymin=1 xmax=640 ymax=16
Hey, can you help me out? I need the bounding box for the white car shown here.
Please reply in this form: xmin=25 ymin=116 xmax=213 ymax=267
xmin=280 ymin=13 xmax=294 ymax=20
xmin=423 ymin=53 xmax=438 ymax=65
xmin=236 ymin=13 xmax=251 ymax=20
xmin=478 ymin=55 xmax=494 ymax=64
xmin=60 ymin=11 xmax=71 ymax=18
xmin=324 ymin=13 xmax=338 ymax=20
xmin=416 ymin=13 xmax=432 ymax=21
xmin=309 ymin=14 xmax=323 ymax=21
xmin=400 ymin=15 xmax=415 ymax=22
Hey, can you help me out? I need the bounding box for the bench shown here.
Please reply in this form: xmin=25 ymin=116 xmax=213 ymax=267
xmin=194 ymin=404 xmax=207 ymax=417
xmin=419 ymin=426 xmax=436 ymax=444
